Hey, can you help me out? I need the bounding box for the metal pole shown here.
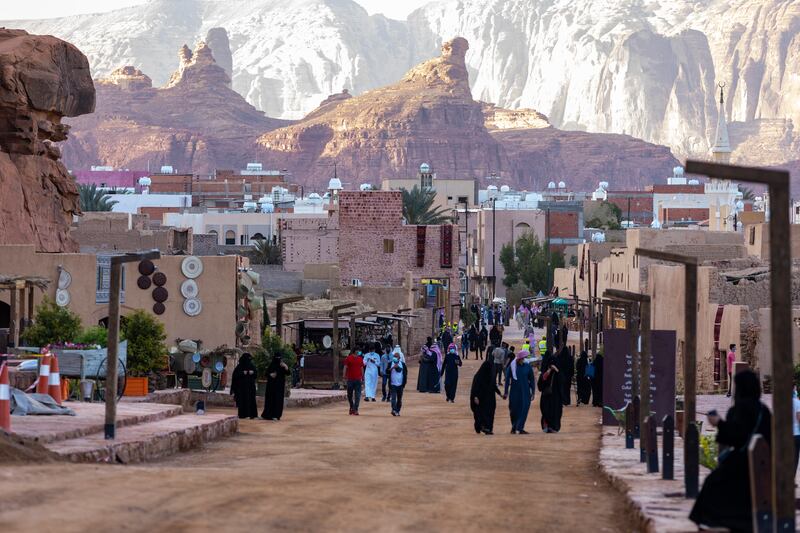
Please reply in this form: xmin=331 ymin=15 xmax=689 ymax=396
xmin=104 ymin=262 xmax=122 ymax=440
xmin=332 ymin=311 xmax=340 ymax=385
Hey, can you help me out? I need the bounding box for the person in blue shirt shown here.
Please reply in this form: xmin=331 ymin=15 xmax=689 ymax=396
xmin=380 ymin=346 xmax=392 ymax=402
xmin=503 ymin=350 xmax=536 ymax=434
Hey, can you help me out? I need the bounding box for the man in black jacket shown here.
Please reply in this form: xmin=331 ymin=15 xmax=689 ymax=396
xmin=388 ymin=353 xmax=408 ymax=416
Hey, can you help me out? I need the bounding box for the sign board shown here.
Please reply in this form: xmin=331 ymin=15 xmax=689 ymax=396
xmin=602 ymin=329 xmax=676 ymax=427
xmin=421 ymin=278 xmax=449 ymax=288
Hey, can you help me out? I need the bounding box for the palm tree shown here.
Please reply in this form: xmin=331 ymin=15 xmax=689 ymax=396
xmin=739 ymin=187 xmax=756 ymax=202
xmin=79 ymin=184 xmax=118 ymax=212
xmin=401 ymin=185 xmax=452 ymax=225
xmin=251 ymin=238 xmax=282 ymax=265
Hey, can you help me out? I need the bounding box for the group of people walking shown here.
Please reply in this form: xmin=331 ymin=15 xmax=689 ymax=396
xmin=229 ymin=352 xmax=290 ymax=421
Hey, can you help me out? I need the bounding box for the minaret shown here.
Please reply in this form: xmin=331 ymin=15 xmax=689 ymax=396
xmin=711 ymin=82 xmax=731 ymax=164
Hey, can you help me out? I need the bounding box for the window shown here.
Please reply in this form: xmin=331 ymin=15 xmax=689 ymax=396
xmin=95 ymin=255 xmax=125 ymax=304
xmin=749 ymin=227 xmax=756 ymax=245
xmin=225 ymin=230 xmax=236 ymax=245
xmin=208 ymin=229 xmax=218 ymax=244
xmin=383 ymin=239 xmax=394 ymax=253
xmin=458 ymin=196 xmax=468 ymax=204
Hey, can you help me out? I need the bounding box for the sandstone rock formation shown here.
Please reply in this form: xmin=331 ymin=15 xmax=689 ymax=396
xmin=204 ymin=27 xmax=232 ymax=87
xmin=62 ymin=40 xmax=288 ymax=174
xmin=0 ymin=29 xmax=94 ymax=252
xmin=255 ymin=37 xmax=679 ymax=192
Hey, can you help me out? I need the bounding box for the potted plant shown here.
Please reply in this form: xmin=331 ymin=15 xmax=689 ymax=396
xmin=252 ymin=329 xmax=298 ymax=398
xmin=22 ymin=297 xmax=82 ymax=348
xmin=121 ymin=310 xmax=167 ymax=396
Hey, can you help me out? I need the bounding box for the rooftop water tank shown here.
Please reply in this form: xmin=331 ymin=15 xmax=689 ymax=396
xmin=420 ymin=163 xmax=431 ymax=173
xmin=688 ymin=179 xmax=700 ymax=185
xmin=599 ymin=181 xmax=609 ymax=189
xmin=500 ymin=185 xmax=510 ymax=193
xmin=243 ymin=201 xmax=258 ymax=212
xmin=138 ymin=176 xmax=152 ymax=187
xmin=328 ymin=177 xmax=343 ymax=190
xmin=359 ymin=183 xmax=373 ymax=191
xmin=246 ymin=162 xmax=263 ymax=172
xmin=160 ymin=165 xmax=174 ymax=174
xmin=558 ymin=181 xmax=566 ymax=189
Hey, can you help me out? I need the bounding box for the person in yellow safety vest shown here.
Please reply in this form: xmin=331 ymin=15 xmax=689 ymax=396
xmin=537 ymin=336 xmax=548 ymax=356
xmin=521 ymin=341 xmax=531 ymax=353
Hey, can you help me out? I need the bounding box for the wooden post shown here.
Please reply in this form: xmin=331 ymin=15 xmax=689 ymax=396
xmin=625 ymin=402 xmax=634 ymax=449
xmin=105 ymin=251 xmax=161 ymax=440
xmin=592 ymin=261 xmax=598 ymax=357
xmin=17 ymin=285 xmax=25 ymax=339
xmin=635 ymin=248 xmax=700 ymax=498
xmin=275 ymin=296 xmax=304 ymax=341
xmin=748 ymin=434 xmax=774 ymax=533
xmin=685 ymin=422 xmax=699 ymax=498
xmin=646 ymin=414 xmax=659 ymax=473
xmin=686 ymin=160 xmax=794 ymax=526
xmin=332 ymin=311 xmax=340 ymax=385
xmin=640 ymin=298 xmax=652 ymax=462
xmin=105 ymin=262 xmax=122 ymax=439
xmin=27 ymin=284 xmax=34 ymax=321
xmin=662 ymin=415 xmax=674 ymax=480
xmin=587 ymin=251 xmax=594 ymax=357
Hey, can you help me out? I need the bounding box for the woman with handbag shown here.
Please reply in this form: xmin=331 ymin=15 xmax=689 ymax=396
xmin=538 ymin=350 xmax=563 ymax=433
xmin=689 ymin=370 xmax=772 ymax=531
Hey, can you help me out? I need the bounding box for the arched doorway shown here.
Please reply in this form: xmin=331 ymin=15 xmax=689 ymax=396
xmin=225 ymin=230 xmax=236 ymax=245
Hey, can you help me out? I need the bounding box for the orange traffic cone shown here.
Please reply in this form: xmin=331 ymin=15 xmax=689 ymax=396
xmin=48 ymin=355 xmax=62 ymax=405
xmin=36 ymin=354 xmax=51 ymax=395
xmin=0 ymin=362 xmax=10 ymax=432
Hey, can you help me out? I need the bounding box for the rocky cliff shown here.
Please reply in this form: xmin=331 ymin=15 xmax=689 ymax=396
xmin=62 ymin=37 xmax=288 ymax=174
xmin=0 ymin=29 xmax=94 ymax=252
xmin=9 ymin=0 xmax=799 ymax=168
xmin=255 ymin=37 xmax=678 ymax=191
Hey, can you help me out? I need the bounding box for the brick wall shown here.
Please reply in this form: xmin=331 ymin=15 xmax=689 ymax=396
xmin=548 ymin=211 xmax=580 ymax=239
xmin=662 ymin=208 xmax=709 ymax=222
xmin=280 ymin=216 xmax=339 ymax=272
xmin=337 ymin=191 xmax=459 ymax=305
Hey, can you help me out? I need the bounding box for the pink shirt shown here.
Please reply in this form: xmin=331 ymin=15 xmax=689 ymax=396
xmin=726 ymin=350 xmax=736 ymax=375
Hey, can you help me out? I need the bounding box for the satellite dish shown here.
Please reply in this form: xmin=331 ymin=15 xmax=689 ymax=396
xmin=322 ymin=335 xmax=332 ymax=349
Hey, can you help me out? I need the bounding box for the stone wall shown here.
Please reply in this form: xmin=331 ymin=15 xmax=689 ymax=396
xmin=280 ymin=216 xmax=339 ymax=272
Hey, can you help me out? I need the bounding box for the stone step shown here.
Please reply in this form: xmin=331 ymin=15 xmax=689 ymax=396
xmin=45 ymin=412 xmax=238 ymax=464
xmin=13 ymin=402 xmax=185 ymax=444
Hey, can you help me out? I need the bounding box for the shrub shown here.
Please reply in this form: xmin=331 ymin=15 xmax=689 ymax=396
xmin=252 ymin=329 xmax=297 ymax=380
xmin=699 ymin=433 xmax=718 ymax=470
xmin=75 ymin=326 xmax=109 ymax=348
xmin=22 ymin=297 xmax=82 ymax=347
xmin=121 ymin=310 xmax=167 ymax=376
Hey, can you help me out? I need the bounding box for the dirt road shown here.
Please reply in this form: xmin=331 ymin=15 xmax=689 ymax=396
xmin=0 ymin=360 xmax=632 ymax=532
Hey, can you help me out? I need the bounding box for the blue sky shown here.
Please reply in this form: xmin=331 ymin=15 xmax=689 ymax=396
xmin=0 ymin=0 xmax=430 ymax=20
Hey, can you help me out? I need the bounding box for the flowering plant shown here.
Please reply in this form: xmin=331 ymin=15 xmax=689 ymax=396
xmin=699 ymin=433 xmax=718 ymax=470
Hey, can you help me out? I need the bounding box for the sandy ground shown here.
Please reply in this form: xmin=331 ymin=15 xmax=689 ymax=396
xmin=0 ymin=358 xmax=633 ymax=532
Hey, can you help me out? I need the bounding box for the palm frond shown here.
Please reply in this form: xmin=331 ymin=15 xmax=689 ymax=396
xmin=79 ymin=184 xmax=118 ymax=212
xmin=401 ymin=185 xmax=452 ymax=225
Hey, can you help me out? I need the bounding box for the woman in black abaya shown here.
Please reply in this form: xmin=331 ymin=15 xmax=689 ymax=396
xmin=538 ymin=350 xmax=564 ymax=432
xmin=230 ymin=353 xmax=258 ymax=419
xmin=470 ymin=359 xmax=502 ymax=435
xmin=575 ymin=347 xmax=592 ymax=406
xmin=690 ymin=370 xmax=771 ymax=531
xmin=261 ymin=354 xmax=289 ymax=421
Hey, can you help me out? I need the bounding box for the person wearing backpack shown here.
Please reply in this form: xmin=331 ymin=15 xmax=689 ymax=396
xmin=575 ymin=343 xmax=592 ymax=406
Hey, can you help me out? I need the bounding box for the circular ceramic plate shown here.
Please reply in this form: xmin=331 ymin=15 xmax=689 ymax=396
xmin=322 ymin=335 xmax=332 ymax=348
xmin=201 ymin=368 xmax=212 ymax=388
xmin=55 ymin=289 xmax=70 ymax=307
xmin=183 ymin=297 xmax=202 ymax=317
xmin=152 ymin=272 xmax=167 ymax=287
xmin=180 ymin=279 xmax=199 ymax=299
xmin=57 ymin=269 xmax=72 ymax=290
xmin=138 ymin=260 xmax=155 ymax=276
xmin=200 ymin=355 xmax=211 ymax=368
xmin=213 ymin=360 xmax=225 ymax=373
xmin=152 ymin=302 xmax=165 ymax=315
xmin=181 ymin=256 xmax=203 ymax=279
xmin=192 ymin=352 xmax=201 ymax=363
xmin=137 ymin=276 xmax=152 ymax=290
xmin=152 ymin=286 xmax=168 ymax=303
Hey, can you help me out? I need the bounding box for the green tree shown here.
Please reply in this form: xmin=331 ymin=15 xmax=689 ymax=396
xmin=76 ymin=325 xmax=109 ymax=348
xmin=499 ymin=233 xmax=564 ymax=293
xmin=79 ymin=184 xmax=118 ymax=212
xmin=121 ymin=310 xmax=167 ymax=376
xmin=22 ymin=297 xmax=82 ymax=347
xmin=740 ymin=187 xmax=756 ymax=201
xmin=401 ymin=185 xmax=452 ymax=225
xmin=585 ymin=200 xmax=622 ymax=230
xmin=251 ymin=238 xmax=282 ymax=265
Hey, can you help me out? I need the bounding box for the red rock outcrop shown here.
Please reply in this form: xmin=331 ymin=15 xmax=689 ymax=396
xmin=0 ymin=29 xmax=94 ymax=252
xmin=256 ymin=37 xmax=678 ymax=191
xmin=61 ymin=40 xmax=289 ymax=174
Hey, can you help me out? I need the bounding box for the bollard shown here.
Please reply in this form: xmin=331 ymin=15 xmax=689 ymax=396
xmin=646 ymin=414 xmax=659 ymax=473
xmin=662 ymin=415 xmax=674 ymax=480
xmin=625 ymin=402 xmax=634 ymax=449
xmin=748 ymin=435 xmax=773 ymax=533
xmin=685 ymin=422 xmax=699 ymax=498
